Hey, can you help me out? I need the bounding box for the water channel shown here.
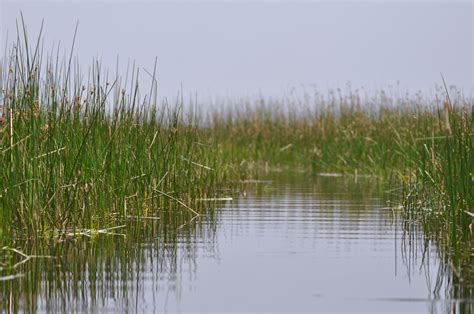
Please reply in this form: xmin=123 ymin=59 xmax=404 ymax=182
xmin=1 ymin=173 xmax=471 ymax=313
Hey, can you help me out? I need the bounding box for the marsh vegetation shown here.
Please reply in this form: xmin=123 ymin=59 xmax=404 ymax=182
xmin=0 ymin=21 xmax=472 ymax=312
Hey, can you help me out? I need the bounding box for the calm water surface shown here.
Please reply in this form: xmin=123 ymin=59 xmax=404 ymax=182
xmin=1 ymin=174 xmax=471 ymax=313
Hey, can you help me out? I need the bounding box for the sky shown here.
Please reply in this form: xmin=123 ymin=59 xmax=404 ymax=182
xmin=1 ymin=1 xmax=473 ymax=100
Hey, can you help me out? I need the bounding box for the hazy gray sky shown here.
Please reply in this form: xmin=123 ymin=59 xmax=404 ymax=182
xmin=1 ymin=1 xmax=473 ymax=99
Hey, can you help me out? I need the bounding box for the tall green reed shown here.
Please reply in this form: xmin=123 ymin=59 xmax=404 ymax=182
xmin=404 ymin=87 xmax=472 ymax=253
xmin=0 ymin=19 xmax=222 ymax=239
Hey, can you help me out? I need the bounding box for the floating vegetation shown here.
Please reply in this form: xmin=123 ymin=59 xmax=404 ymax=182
xmin=58 ymin=225 xmax=127 ymax=239
xmin=1 ymin=246 xmax=55 ymax=270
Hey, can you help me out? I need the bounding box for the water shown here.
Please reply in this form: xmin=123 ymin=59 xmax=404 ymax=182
xmin=1 ymin=174 xmax=472 ymax=313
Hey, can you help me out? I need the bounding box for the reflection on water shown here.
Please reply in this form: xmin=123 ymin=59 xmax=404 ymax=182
xmin=1 ymin=174 xmax=472 ymax=313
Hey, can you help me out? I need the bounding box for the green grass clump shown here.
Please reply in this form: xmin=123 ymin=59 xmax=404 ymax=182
xmin=402 ymin=94 xmax=473 ymax=252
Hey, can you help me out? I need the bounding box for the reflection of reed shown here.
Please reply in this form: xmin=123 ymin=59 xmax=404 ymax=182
xmin=0 ymin=214 xmax=219 ymax=313
xmin=399 ymin=212 xmax=473 ymax=314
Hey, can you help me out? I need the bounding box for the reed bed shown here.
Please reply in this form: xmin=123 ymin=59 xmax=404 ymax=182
xmin=0 ymin=23 xmax=471 ymax=257
xmin=0 ymin=25 xmax=224 ymax=239
xmin=208 ymin=91 xmax=473 ymax=245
